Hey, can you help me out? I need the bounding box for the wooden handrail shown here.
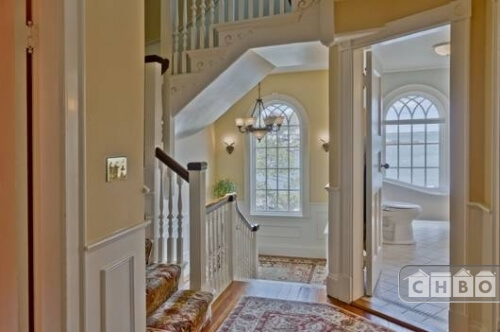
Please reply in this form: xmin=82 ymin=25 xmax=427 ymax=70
xmin=206 ymin=193 xmax=235 ymax=214
xmin=235 ymin=199 xmax=260 ymax=232
xmin=155 ymin=147 xmax=189 ymax=182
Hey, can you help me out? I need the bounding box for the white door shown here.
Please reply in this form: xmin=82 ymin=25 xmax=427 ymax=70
xmin=365 ymin=51 xmax=385 ymax=296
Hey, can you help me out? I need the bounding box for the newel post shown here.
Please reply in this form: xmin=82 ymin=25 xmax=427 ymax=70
xmin=188 ymin=162 xmax=208 ymax=291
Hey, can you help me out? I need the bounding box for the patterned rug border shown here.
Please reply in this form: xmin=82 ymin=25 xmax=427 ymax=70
xmin=258 ymin=255 xmax=327 ymax=284
xmin=217 ymin=296 xmax=394 ymax=332
xmin=259 ymin=255 xmax=327 ymax=264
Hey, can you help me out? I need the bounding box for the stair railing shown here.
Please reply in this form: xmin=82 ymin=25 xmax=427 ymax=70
xmin=171 ymin=0 xmax=296 ymax=75
xmin=154 ymin=148 xmax=189 ymax=266
xmin=205 ymin=193 xmax=260 ymax=297
xmin=154 ymin=148 xmax=260 ymax=297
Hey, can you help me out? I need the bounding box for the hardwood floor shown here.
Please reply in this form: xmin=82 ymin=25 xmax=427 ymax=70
xmin=202 ymin=279 xmax=418 ymax=332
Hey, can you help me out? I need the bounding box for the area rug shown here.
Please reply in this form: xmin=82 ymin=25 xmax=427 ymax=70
xmin=217 ymin=297 xmax=394 ymax=332
xmin=258 ymin=255 xmax=327 ymax=285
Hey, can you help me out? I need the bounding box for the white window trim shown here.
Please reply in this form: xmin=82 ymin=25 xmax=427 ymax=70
xmin=245 ymin=93 xmax=310 ymax=219
xmin=383 ymin=84 xmax=450 ymax=192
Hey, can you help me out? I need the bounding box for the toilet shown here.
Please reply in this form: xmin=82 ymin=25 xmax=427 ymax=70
xmin=382 ymin=201 xmax=422 ymax=245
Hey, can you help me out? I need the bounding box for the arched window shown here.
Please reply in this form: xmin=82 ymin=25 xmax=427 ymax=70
xmin=250 ymin=99 xmax=304 ymax=215
xmin=384 ymin=89 xmax=447 ymax=190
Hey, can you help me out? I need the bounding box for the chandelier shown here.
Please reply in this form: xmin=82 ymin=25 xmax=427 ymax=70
xmin=235 ymin=83 xmax=284 ymax=141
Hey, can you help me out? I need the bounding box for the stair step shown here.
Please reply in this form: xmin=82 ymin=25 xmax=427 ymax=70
xmin=146 ymin=263 xmax=182 ymax=315
xmin=146 ymin=289 xmax=214 ymax=332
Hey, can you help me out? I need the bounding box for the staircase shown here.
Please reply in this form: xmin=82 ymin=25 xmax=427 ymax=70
xmin=164 ymin=0 xmax=333 ymax=137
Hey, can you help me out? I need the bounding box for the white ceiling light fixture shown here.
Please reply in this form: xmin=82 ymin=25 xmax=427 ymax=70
xmin=433 ymin=42 xmax=451 ymax=57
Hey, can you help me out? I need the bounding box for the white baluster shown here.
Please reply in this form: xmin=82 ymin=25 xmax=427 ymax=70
xmin=172 ymin=28 xmax=180 ymax=75
xmin=259 ymin=0 xmax=264 ymax=17
xmin=228 ymin=0 xmax=235 ymax=22
xmin=216 ymin=208 xmax=222 ymax=292
xmin=190 ymin=1 xmax=198 ymax=50
xmin=166 ymin=169 xmax=174 ymax=263
xmin=238 ymin=0 xmax=244 ymax=20
xmin=270 ymin=0 xmax=275 ymax=15
xmin=228 ymin=199 xmax=235 ymax=282
xmin=176 ymin=176 xmax=184 ymax=264
xmin=212 ymin=211 xmax=217 ymax=291
xmin=158 ymin=163 xmax=166 ymax=262
xmin=251 ymin=0 xmax=255 ymax=18
xmin=218 ymin=0 xmax=226 ymax=23
xmin=199 ymin=0 xmax=207 ymax=48
xmin=208 ymin=0 xmax=215 ymax=48
xmin=181 ymin=0 xmax=188 ymax=73
xmin=279 ymin=0 xmax=284 ymax=14
xmin=211 ymin=210 xmax=216 ymax=291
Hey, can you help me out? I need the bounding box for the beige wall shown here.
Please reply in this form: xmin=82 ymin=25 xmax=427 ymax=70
xmin=85 ymin=0 xmax=145 ymax=243
xmin=335 ymin=0 xmax=492 ymax=206
xmin=145 ymin=0 xmax=161 ymax=43
xmin=214 ymin=71 xmax=329 ymax=203
xmin=0 ymin=0 xmax=19 ymax=329
xmin=335 ymin=0 xmax=451 ymax=34
xmin=175 ymin=125 xmax=217 ymax=201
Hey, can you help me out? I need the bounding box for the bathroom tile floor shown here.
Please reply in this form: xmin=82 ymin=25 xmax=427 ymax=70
xmin=364 ymin=220 xmax=450 ymax=332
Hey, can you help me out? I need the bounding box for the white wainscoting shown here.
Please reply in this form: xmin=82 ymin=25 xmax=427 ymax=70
xmin=239 ymin=202 xmax=328 ymax=258
xmin=85 ymin=222 xmax=148 ymax=332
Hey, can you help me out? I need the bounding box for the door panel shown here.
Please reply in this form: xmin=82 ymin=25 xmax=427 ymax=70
xmin=365 ymin=51 xmax=384 ymax=296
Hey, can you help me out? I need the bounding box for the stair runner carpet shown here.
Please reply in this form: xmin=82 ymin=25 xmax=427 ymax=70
xmin=217 ymin=296 xmax=394 ymax=332
xmin=258 ymin=255 xmax=327 ymax=285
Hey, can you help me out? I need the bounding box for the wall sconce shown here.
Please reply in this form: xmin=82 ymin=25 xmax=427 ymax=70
xmin=224 ymin=140 xmax=235 ymax=154
xmin=319 ymin=138 xmax=329 ymax=152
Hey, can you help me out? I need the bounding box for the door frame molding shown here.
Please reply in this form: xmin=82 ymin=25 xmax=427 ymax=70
xmin=491 ymin=0 xmax=500 ymax=329
xmin=327 ymin=0 xmax=471 ymax=328
xmin=63 ymin=0 xmax=86 ymax=330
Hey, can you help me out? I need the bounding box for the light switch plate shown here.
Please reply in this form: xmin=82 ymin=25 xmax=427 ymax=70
xmin=106 ymin=157 xmax=127 ymax=182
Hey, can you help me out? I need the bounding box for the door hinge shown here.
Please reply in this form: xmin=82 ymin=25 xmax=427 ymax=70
xmin=362 ymin=71 xmax=368 ymax=88
xmin=26 ymin=21 xmax=38 ymax=53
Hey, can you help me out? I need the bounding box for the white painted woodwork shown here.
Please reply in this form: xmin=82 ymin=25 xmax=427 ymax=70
xmin=176 ymin=176 xmax=184 ymax=264
xmin=238 ymin=202 xmax=327 ymax=258
xmin=144 ymin=63 xmax=166 ymax=264
xmin=85 ymin=222 xmax=148 ymax=332
xmin=166 ymin=169 xmax=174 ymax=262
xmin=329 ymin=3 xmax=477 ymax=332
xmin=189 ymin=165 xmax=208 ymax=291
xmin=365 ymin=51 xmax=384 ymax=296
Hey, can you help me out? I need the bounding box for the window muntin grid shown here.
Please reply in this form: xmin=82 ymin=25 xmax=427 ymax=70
xmin=252 ymin=102 xmax=302 ymax=213
xmin=384 ymin=95 xmax=445 ymax=189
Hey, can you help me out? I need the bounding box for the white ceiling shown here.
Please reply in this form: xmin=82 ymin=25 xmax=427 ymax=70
xmin=372 ymin=25 xmax=450 ymax=73
xmin=253 ymin=41 xmax=329 ymax=74
xmin=251 ymin=26 xmax=450 ymax=74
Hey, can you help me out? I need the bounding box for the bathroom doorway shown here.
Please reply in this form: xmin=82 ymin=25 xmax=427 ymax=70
xmin=358 ymin=25 xmax=451 ymax=332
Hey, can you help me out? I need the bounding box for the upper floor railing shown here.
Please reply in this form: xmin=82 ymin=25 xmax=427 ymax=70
xmin=170 ymin=0 xmax=298 ymax=75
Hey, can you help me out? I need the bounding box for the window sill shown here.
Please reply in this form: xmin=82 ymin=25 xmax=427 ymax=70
xmin=383 ymin=179 xmax=449 ymax=196
xmin=250 ymin=211 xmax=305 ymax=219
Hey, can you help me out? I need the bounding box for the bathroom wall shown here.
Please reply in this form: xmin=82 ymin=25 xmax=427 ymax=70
xmin=382 ymin=68 xmax=450 ymax=221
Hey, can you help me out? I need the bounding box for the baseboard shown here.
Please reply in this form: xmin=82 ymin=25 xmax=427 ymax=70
xmin=327 ymin=273 xmax=352 ymax=303
xmin=449 ymin=306 xmax=469 ymax=332
xmin=258 ymin=244 xmax=326 ymax=259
